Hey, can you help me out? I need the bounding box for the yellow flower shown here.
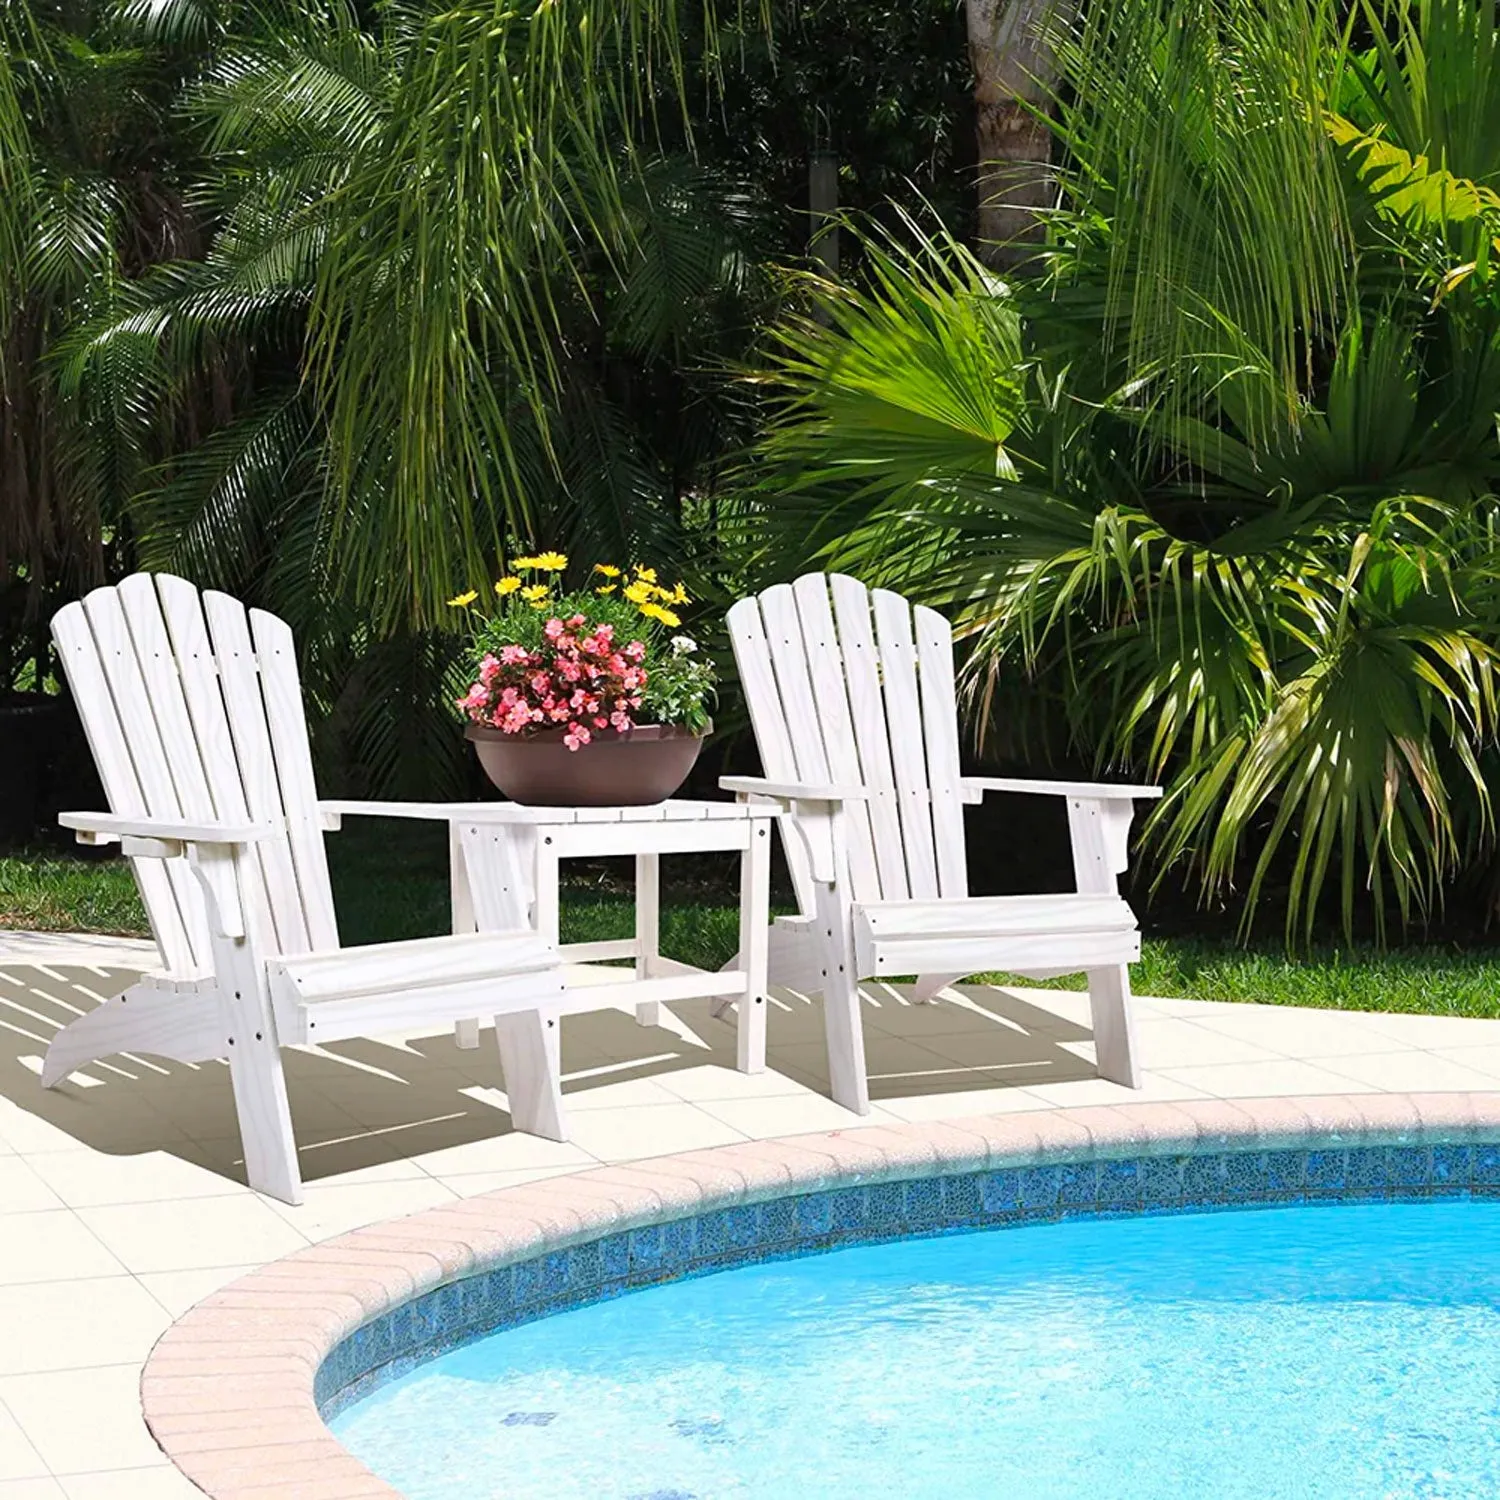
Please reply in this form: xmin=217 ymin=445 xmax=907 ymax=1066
xmin=495 ymin=577 xmax=522 ymax=596
xmin=447 ymin=590 xmax=478 ymax=607
xmin=593 ymin=563 xmax=622 ymax=578
xmin=596 ymin=584 xmax=618 ymax=595
xmin=623 ymin=580 xmax=654 ymax=605
xmin=510 ymin=555 xmax=541 ymax=570
xmin=521 ymin=584 xmax=549 ymax=602
xmin=633 ymin=564 xmax=658 ymax=584
xmin=671 ymin=582 xmax=690 ymax=605
xmin=640 ymin=601 xmax=682 ymax=628
xmin=533 ymin=551 xmax=568 ymax=572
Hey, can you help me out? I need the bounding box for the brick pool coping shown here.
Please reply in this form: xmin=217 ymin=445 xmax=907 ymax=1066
xmin=142 ymin=1092 xmax=1500 ymax=1498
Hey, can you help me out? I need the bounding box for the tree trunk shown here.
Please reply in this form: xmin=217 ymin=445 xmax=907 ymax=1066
xmin=967 ymin=0 xmax=1075 ymax=267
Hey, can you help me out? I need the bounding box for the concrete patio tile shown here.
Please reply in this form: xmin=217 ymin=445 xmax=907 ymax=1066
xmin=1112 ymin=1018 xmax=1285 ymax=1069
xmin=0 ymin=1158 xmax=65 ymax=1214
xmin=1428 ymin=1044 xmax=1500 ymax=1081
xmin=417 ymin=1163 xmax=589 ymax=1195
xmin=76 ymin=1198 xmax=311 ymax=1276
xmin=0 ymin=1482 xmax=66 ymax=1499
xmin=694 ymin=1093 xmax=901 ymax=1139
xmin=263 ymin=1176 xmax=459 ymax=1242
xmin=58 ymin=1469 xmax=206 ymax=1500
xmin=1156 ymin=1057 xmax=1381 ymax=1099
xmin=0 ymin=1369 xmax=165 ymax=1474
xmin=402 ymin=1132 xmax=596 ymax=1178
xmin=0 ymin=1209 xmax=127 ymax=1285
xmin=0 ymin=1099 xmax=185 ymax=1157
xmin=652 ymin=1063 xmax=812 ymax=1103
xmin=0 ymin=1280 xmax=172 ymax=1374
xmin=135 ymin=1267 xmax=259 ymax=1321
xmin=0 ymin=1403 xmax=48 ymax=1482
xmin=1185 ymin=1005 xmax=1408 ymax=1060
xmin=1316 ymin=1050 xmax=1500 ymax=1094
xmin=24 ymin=1149 xmax=251 ymax=1209
xmin=562 ymin=1076 xmax=686 ymax=1110
xmin=877 ymin=1084 xmax=1046 ymax=1122
xmin=1360 ymin=1011 xmax=1500 ymax=1048
xmin=1019 ymin=1073 xmax=1213 ymax=1108
xmin=562 ymin=1102 xmax=749 ymax=1164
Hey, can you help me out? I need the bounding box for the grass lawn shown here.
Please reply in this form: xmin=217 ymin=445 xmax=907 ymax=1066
xmin=7 ymin=819 xmax=1500 ymax=1018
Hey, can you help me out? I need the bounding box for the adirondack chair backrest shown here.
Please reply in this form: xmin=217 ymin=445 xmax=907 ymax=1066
xmin=728 ymin=573 xmax=969 ymax=911
xmin=51 ymin=573 xmax=339 ymax=975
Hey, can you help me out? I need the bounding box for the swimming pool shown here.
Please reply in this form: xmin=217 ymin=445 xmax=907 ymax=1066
xmin=331 ymin=1198 xmax=1500 ymax=1499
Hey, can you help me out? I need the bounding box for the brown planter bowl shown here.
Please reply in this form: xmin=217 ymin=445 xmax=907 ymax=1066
xmin=465 ymin=721 xmax=710 ymax=807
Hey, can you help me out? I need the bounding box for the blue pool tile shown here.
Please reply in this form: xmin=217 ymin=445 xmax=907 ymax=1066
xmin=695 ymin=1210 xmax=732 ymax=1259
xmin=727 ymin=1206 xmax=762 ymax=1248
xmin=1431 ymin=1144 xmax=1473 ymax=1187
xmin=541 ymin=1250 xmax=572 ymax=1297
xmin=903 ymin=1178 xmax=943 ymax=1229
xmin=940 ymin=1173 xmax=981 ymax=1224
xmin=828 ymin=1187 xmax=867 ymax=1233
xmin=431 ymin=1283 xmax=465 ymax=1338
xmin=629 ymin=1225 xmax=664 ymax=1271
xmin=1386 ymin=1146 xmax=1431 ymax=1189
xmin=512 ymin=1257 xmax=541 ymax=1306
xmin=601 ymin=1233 xmax=631 ymax=1279
xmin=662 ymin=1218 xmax=696 ymax=1268
xmin=867 ymin=1182 xmax=903 ymax=1233
xmin=1182 ymin=1153 xmax=1229 ymax=1202
xmin=1264 ymin=1150 xmax=1307 ymax=1193
xmin=571 ymin=1238 xmax=603 ymax=1290
xmin=1058 ymin=1162 xmax=1099 ymax=1209
xmin=1141 ymin=1155 xmax=1185 ymax=1203
xmin=1019 ymin=1165 xmax=1062 ymax=1211
xmin=795 ymin=1192 xmax=833 ymax=1238
xmin=978 ymin=1169 xmax=1021 ymax=1217
xmin=761 ymin=1197 xmax=796 ymax=1246
xmin=1343 ymin=1148 xmax=1389 ymax=1193
xmin=1097 ymin=1158 xmax=1141 ymax=1208
xmin=1305 ymin=1149 xmax=1347 ymax=1191
xmin=1223 ymin=1152 xmax=1268 ymax=1199
xmin=1472 ymin=1143 xmax=1500 ymax=1186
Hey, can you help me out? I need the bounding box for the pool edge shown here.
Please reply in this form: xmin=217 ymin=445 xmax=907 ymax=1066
xmin=140 ymin=1091 xmax=1500 ymax=1499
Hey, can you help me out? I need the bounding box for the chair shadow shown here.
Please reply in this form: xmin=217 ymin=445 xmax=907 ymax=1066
xmin=0 ymin=965 xmax=1097 ymax=1189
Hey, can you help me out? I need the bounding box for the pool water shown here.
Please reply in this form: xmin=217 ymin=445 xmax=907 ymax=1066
xmin=331 ymin=1200 xmax=1500 ymax=1499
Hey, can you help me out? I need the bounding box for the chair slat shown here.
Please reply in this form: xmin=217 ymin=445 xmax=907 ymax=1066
xmin=728 ymin=593 xmax=816 ymax=914
xmin=250 ymin=609 xmax=339 ymax=951
xmin=51 ymin=601 xmax=194 ymax=972
xmin=913 ymin=604 xmax=969 ymax=898
xmin=871 ymin=587 xmax=939 ymax=898
xmin=202 ymin=591 xmax=312 ymax=955
xmin=828 ymin=574 xmax=910 ymax=901
xmin=790 ymin=575 xmax=880 ymax=903
xmin=80 ymin=587 xmax=213 ymax=967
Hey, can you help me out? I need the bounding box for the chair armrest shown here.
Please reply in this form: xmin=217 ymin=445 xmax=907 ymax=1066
xmin=962 ymin=777 xmax=1163 ymax=803
xmin=318 ymin=799 xmax=532 ymax=831
xmin=720 ymin=776 xmax=870 ymax=803
xmin=59 ymin=812 xmax=278 ymax=847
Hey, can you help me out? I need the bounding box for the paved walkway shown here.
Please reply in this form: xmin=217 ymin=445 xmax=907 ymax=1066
xmin=2 ymin=932 xmax=1499 ymax=1497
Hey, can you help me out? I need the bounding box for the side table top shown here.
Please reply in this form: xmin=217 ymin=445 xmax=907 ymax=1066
xmin=323 ymin=798 xmax=780 ymax=826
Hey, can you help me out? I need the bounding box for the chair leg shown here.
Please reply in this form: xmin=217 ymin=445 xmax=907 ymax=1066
xmin=823 ymin=972 xmax=871 ymax=1115
xmin=495 ymin=1010 xmax=567 ymax=1141
xmin=1087 ymin=964 xmax=1141 ymax=1089
xmin=454 ymin=1018 xmax=482 ymax=1050
xmin=227 ymin=1031 xmax=304 ymax=1205
xmin=912 ymin=973 xmax=962 ymax=1006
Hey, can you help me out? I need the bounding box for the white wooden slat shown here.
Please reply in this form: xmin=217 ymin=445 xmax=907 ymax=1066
xmin=50 ymin=602 xmax=189 ymax=972
xmin=202 ymin=591 xmax=311 ymax=957
xmin=870 ymin=587 xmax=940 ymax=898
xmin=728 ymin=595 xmax=816 ymax=915
xmin=861 ymin=928 xmax=1140 ymax=980
xmin=913 ymin=605 xmax=969 ymax=899
xmin=791 ymin=575 xmax=881 ymax=905
xmin=80 ymin=587 xmax=214 ymax=968
xmin=828 ymin=575 xmax=910 ymax=901
xmin=759 ymin=584 xmax=834 ymax=790
xmin=250 ymin=609 xmax=339 ymax=950
xmin=858 ymin=892 xmax=1136 ymax=937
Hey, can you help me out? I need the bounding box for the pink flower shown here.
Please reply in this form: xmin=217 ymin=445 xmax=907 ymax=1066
xmin=624 ymin=640 xmax=646 ymax=662
xmin=610 ymin=711 xmax=631 ymax=732
xmin=543 ymin=618 xmax=565 ymax=641
xmin=500 ymin=644 xmax=529 ymax=665
xmin=563 ymin=723 xmax=592 ymax=751
xmin=478 ymin=653 xmax=501 ymax=683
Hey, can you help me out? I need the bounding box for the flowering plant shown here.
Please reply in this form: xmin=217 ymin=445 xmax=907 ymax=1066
xmin=451 ymin=555 xmax=715 ymax=751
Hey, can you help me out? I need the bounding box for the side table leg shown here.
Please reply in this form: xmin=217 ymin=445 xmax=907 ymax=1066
xmin=737 ymin=819 xmax=771 ymax=1073
xmin=496 ymin=1010 xmax=566 ymax=1141
xmin=634 ymin=852 xmax=661 ymax=1028
xmin=450 ymin=820 xmax=481 ymax=1050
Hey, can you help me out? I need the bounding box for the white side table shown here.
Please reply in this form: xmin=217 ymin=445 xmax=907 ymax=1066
xmin=448 ymin=800 xmax=776 ymax=1077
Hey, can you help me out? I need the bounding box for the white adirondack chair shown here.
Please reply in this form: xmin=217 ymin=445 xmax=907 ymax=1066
xmin=722 ymin=573 xmax=1162 ymax=1114
xmin=45 ymin=573 xmax=568 ymax=1205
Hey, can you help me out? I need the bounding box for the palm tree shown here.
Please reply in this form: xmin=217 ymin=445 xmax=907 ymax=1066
xmin=746 ymin=0 xmax=1500 ymax=941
